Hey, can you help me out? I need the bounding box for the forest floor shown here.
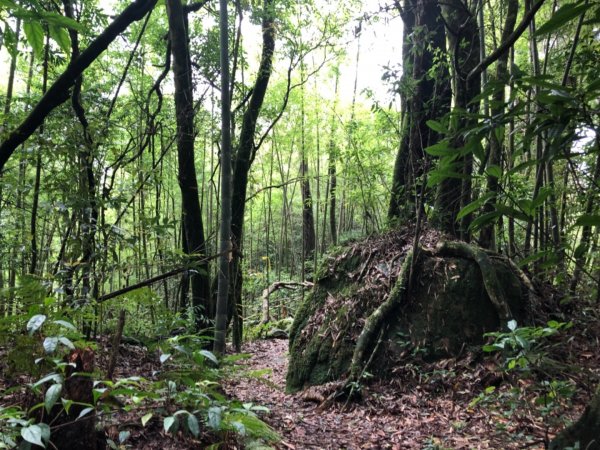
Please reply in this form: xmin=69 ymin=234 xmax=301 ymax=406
xmin=2 ymin=306 xmax=598 ymax=449
xmin=222 ymin=332 xmax=597 ymax=450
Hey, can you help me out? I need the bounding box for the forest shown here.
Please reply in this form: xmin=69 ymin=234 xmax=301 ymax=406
xmin=0 ymin=0 xmax=599 ymax=447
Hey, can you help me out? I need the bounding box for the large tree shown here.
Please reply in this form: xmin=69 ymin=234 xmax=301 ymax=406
xmin=388 ymin=0 xmax=450 ymax=223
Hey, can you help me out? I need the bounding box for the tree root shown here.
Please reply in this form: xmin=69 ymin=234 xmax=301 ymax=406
xmin=321 ymin=250 xmax=417 ymax=406
xmin=349 ymin=249 xmax=416 ymax=381
xmin=434 ymin=241 xmax=513 ymax=323
xmin=322 ymin=241 xmax=521 ymax=408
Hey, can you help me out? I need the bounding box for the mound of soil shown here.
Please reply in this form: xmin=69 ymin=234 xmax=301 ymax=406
xmin=287 ymin=229 xmax=531 ymax=392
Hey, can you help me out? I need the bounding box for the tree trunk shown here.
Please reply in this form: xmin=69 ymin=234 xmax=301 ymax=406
xmin=550 ymin=386 xmax=600 ymax=450
xmin=214 ymin=0 xmax=233 ymax=355
xmin=479 ymin=0 xmax=519 ymax=250
xmin=301 ymin=158 xmax=316 ymax=258
xmin=434 ymin=0 xmax=480 ymax=239
xmin=388 ymin=0 xmax=450 ymax=223
xmin=229 ymin=0 xmax=275 ymax=350
xmin=167 ymin=0 xmax=211 ymax=331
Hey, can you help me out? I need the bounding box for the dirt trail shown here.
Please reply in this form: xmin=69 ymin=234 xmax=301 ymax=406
xmin=223 ymin=339 xmax=534 ymax=450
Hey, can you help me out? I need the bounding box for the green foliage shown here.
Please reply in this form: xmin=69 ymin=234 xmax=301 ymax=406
xmin=483 ymin=320 xmax=572 ymax=371
xmin=472 ymin=321 xmax=577 ymax=438
xmin=1 ymin=310 xmax=278 ymax=448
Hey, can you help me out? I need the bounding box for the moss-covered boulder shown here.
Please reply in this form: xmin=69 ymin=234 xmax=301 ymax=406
xmin=286 ymin=231 xmax=530 ymax=392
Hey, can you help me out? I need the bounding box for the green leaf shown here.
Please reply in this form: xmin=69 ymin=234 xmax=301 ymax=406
xmin=198 ymin=350 xmax=219 ymax=365
xmin=207 ymin=406 xmax=222 ymax=429
xmin=485 ymin=164 xmax=502 ymax=179
xmin=21 ymin=424 xmax=45 ymax=447
xmin=574 ymin=243 xmax=588 ymax=259
xmin=43 ymin=337 xmax=58 ymax=354
xmin=77 ymin=407 xmax=94 ymax=419
xmin=58 ymin=336 xmax=75 ymax=350
xmin=164 ymin=416 xmax=176 ymax=433
xmin=427 ymin=168 xmax=468 ymax=187
xmin=53 ymin=320 xmax=77 ymax=331
xmin=517 ymin=250 xmax=551 ymax=267
xmin=3 ymin=25 xmax=18 ymax=58
xmin=187 ymin=414 xmax=200 ymax=437
xmin=574 ymin=214 xmax=600 ymax=227
xmin=118 ymin=431 xmax=130 ymax=444
xmin=44 ymin=383 xmax=62 ymax=413
xmin=49 ymin=25 xmax=71 ymax=55
xmin=468 ymin=211 xmax=501 ymax=232
xmin=61 ymin=398 xmax=73 ymax=413
xmin=40 ymin=11 xmax=84 ymax=31
xmin=482 ymin=344 xmax=500 ymax=352
xmin=426 ymin=120 xmax=448 ymax=134
xmin=424 ymin=141 xmax=453 ymax=157
xmin=27 ymin=314 xmax=46 ymax=335
xmin=23 ymin=21 xmax=44 ymax=57
xmin=531 ymin=187 xmax=552 ymax=210
xmin=586 ymin=79 xmax=600 ymax=93
xmin=0 ymin=0 xmax=19 ymax=9
xmin=141 ymin=412 xmax=153 ymax=426
xmin=33 ymin=373 xmax=61 ymax=388
xmin=507 ymin=159 xmax=538 ymax=177
xmin=493 ymin=126 xmax=505 ymax=144
xmin=457 ymin=192 xmax=495 ymax=220
xmin=38 ymin=423 xmax=50 ymax=444
xmin=495 ymin=204 xmax=531 ymax=222
xmin=535 ymin=2 xmax=592 ymax=37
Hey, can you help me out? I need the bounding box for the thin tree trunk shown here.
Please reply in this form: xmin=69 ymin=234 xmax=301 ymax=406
xmin=479 ymin=0 xmax=518 ymax=250
xmin=214 ymin=0 xmax=233 ymax=355
xmin=229 ymin=0 xmax=275 ymax=349
xmin=30 ymin=33 xmax=51 ymax=275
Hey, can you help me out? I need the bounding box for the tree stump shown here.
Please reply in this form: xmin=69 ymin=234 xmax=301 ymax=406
xmin=47 ymin=348 xmax=98 ymax=450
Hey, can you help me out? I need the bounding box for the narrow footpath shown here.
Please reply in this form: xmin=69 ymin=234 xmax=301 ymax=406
xmin=222 ymin=339 xmax=529 ymax=450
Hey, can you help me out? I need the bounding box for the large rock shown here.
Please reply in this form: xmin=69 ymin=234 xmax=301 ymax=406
xmin=286 ymin=233 xmax=529 ymax=392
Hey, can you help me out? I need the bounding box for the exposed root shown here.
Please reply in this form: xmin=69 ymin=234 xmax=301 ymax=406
xmin=434 ymin=241 xmax=513 ymax=323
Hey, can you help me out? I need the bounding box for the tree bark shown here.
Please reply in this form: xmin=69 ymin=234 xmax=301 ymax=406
xmin=167 ymin=0 xmax=211 ymax=331
xmin=434 ymin=0 xmax=481 ymax=239
xmin=389 ymin=0 xmax=450 ymax=223
xmin=214 ymin=0 xmax=233 ymax=355
xmin=479 ymin=0 xmax=519 ymax=250
xmin=229 ymin=0 xmax=275 ymax=349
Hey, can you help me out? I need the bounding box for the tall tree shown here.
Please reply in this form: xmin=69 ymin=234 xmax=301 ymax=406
xmin=479 ymin=0 xmax=519 ymax=249
xmin=229 ymin=0 xmax=275 ymax=349
xmin=388 ymin=0 xmax=450 ymax=223
xmin=166 ymin=0 xmax=211 ymax=330
xmin=433 ymin=0 xmax=481 ymax=239
xmin=214 ymin=0 xmax=233 ymax=354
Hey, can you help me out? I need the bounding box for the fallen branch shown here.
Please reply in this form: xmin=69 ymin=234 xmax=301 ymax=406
xmin=97 ymin=250 xmax=228 ymax=303
xmin=261 ymin=281 xmax=313 ymax=323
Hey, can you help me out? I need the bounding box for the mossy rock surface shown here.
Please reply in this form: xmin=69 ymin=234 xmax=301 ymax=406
xmin=286 ymin=231 xmax=529 ymax=392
